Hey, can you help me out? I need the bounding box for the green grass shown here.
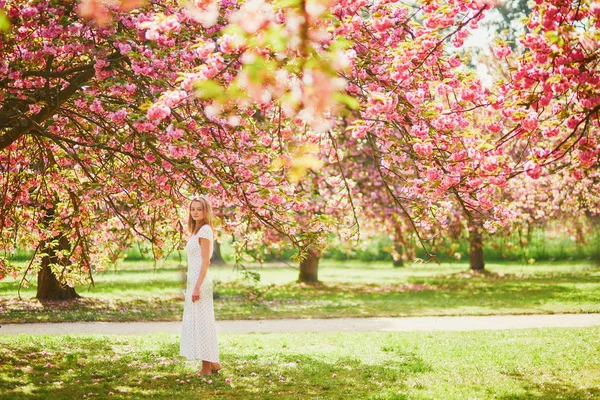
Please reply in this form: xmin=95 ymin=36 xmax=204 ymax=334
xmin=1 ymin=260 xmax=600 ymax=323
xmin=0 ymin=327 xmax=599 ymax=399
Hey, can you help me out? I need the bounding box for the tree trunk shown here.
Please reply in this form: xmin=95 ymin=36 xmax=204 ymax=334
xmin=392 ymin=223 xmax=405 ymax=267
xmin=468 ymin=223 xmax=485 ymax=271
xmin=299 ymin=248 xmax=320 ymax=283
xmin=36 ymin=235 xmax=79 ymax=300
xmin=393 ymin=243 xmax=404 ymax=267
xmin=211 ymin=240 xmax=226 ymax=265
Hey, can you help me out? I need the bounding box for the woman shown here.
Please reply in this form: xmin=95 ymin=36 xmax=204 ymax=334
xmin=180 ymin=196 xmax=221 ymax=375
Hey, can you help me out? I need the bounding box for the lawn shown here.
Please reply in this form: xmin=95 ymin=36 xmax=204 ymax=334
xmin=1 ymin=327 xmax=599 ymax=399
xmin=1 ymin=260 xmax=599 ymax=323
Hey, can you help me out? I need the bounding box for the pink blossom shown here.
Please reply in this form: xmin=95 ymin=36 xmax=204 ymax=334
xmin=448 ymin=55 xmax=461 ymax=68
xmin=436 ymin=84 xmax=451 ymax=96
xmin=90 ymin=99 xmax=104 ymax=113
xmin=482 ymin=157 xmax=499 ymax=172
xmin=163 ymin=90 xmax=187 ymax=108
xmin=168 ymin=145 xmax=186 ymax=159
xmin=521 ymin=113 xmax=539 ymax=132
xmin=227 ymin=115 xmax=241 ymax=127
xmin=219 ymin=35 xmax=242 ymax=54
xmin=532 ymin=148 xmax=548 ymax=159
xmin=490 ymin=175 xmax=507 ymax=187
xmin=451 ymin=35 xmax=465 ymax=48
xmin=483 ymin=220 xmax=498 ymax=234
xmin=22 ymin=49 xmax=34 ymax=61
xmin=468 ymin=177 xmax=483 ymax=188
xmin=147 ymin=103 xmax=171 ymax=121
xmin=94 ymin=58 xmax=109 ymax=72
xmin=269 ymin=194 xmax=284 ymax=205
xmin=487 ymin=121 xmax=503 ymax=133
xmin=185 ymin=0 xmax=220 ymax=28
xmin=524 ymin=160 xmax=542 ymax=179
xmin=578 ymin=150 xmax=596 ymax=168
xmin=166 ymin=126 xmax=184 ymax=140
xmin=202 ymin=64 xmax=219 ymax=79
xmin=406 ymin=89 xmax=425 ymax=106
xmin=117 ymin=42 xmax=132 ymax=54
xmin=29 ymin=104 xmax=42 ymax=114
xmin=196 ymin=41 xmax=216 ymax=60
xmin=229 ymin=0 xmax=274 ymax=34
xmin=579 ymin=33 xmax=598 ymax=52
xmin=542 ymin=127 xmax=559 ymax=138
xmin=144 ymin=152 xmax=157 ymax=163
xmin=110 ymin=109 xmax=128 ymax=123
xmin=479 ymin=196 xmax=493 ymax=211
xmin=133 ymin=121 xmax=156 ymax=133
xmin=159 ymin=16 xmax=180 ymax=33
xmin=411 ymin=123 xmax=429 ymax=139
xmin=541 ymin=6 xmax=559 ymax=30
xmin=566 ymin=117 xmax=581 ymax=130
xmin=373 ymin=17 xmax=394 ymax=32
xmin=125 ymin=83 xmax=137 ymax=95
xmin=145 ymin=29 xmax=160 ymax=41
xmin=413 ymin=142 xmax=433 ymax=157
xmin=22 ymin=6 xmax=39 ymax=19
xmin=492 ymin=46 xmax=512 ymax=58
xmin=426 ymin=168 xmax=441 ymax=181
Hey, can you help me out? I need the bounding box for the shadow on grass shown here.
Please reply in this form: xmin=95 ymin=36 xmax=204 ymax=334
xmin=2 ymin=267 xmax=600 ymax=323
xmin=1 ymin=281 xmax=184 ymax=299
xmin=411 ymin=270 xmax=600 ymax=285
xmin=0 ymin=273 xmax=184 ymax=297
xmin=0 ymin=336 xmax=428 ymax=400
xmin=257 ymin=279 xmax=600 ymax=309
xmin=497 ymin=375 xmax=600 ymax=400
xmin=0 ymin=296 xmax=184 ymax=324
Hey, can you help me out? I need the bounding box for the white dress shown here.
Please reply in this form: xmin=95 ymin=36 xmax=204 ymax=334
xmin=180 ymin=225 xmax=219 ymax=362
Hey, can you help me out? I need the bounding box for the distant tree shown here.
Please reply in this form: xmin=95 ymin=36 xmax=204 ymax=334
xmin=485 ymin=0 xmax=532 ymax=47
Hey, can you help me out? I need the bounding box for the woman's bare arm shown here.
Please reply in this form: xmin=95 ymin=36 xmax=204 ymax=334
xmin=192 ymin=226 xmax=212 ymax=302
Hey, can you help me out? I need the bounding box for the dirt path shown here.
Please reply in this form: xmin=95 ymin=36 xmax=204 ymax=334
xmin=1 ymin=313 xmax=599 ymax=335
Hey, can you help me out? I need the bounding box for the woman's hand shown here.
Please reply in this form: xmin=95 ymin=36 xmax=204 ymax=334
xmin=192 ymin=286 xmax=201 ymax=303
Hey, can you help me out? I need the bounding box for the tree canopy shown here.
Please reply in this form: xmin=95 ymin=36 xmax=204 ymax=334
xmin=1 ymin=0 xmax=598 ymax=287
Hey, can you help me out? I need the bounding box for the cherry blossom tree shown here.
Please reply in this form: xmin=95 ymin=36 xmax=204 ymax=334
xmin=493 ymin=0 xmax=599 ymax=185
xmin=3 ymin=0 xmax=598 ymax=299
xmin=477 ymin=0 xmax=600 ymax=267
xmin=0 ymin=0 xmax=331 ymax=298
xmin=328 ymin=0 xmax=518 ymax=271
xmin=172 ymin=0 xmax=599 ymax=274
xmin=500 ymin=167 xmax=600 ymax=260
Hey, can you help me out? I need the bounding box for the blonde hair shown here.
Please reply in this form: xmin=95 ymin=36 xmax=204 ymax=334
xmin=187 ymin=196 xmax=214 ymax=235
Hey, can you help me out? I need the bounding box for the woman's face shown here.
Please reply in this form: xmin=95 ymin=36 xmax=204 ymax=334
xmin=190 ymin=201 xmax=205 ymax=222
